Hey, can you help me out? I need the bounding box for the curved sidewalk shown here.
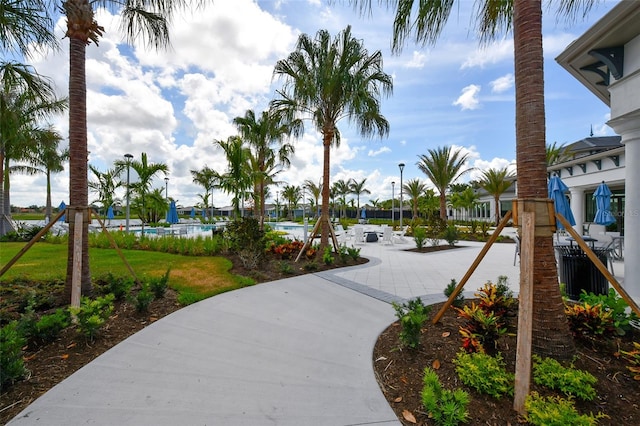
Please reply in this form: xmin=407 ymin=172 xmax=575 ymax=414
xmin=8 ymin=237 xmax=624 ymax=425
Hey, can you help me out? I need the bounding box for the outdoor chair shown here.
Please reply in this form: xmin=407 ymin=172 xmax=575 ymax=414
xmin=382 ymin=225 xmax=394 ymax=245
xmin=353 ymin=226 xmax=364 ymax=245
xmin=393 ymin=225 xmax=409 ymax=243
xmin=156 ymin=227 xmax=166 ymax=236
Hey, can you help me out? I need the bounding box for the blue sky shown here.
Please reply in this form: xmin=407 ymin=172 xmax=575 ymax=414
xmin=13 ymin=0 xmax=619 ymax=209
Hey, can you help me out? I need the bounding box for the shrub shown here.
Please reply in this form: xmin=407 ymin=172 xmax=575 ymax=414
xmin=392 ymin=298 xmax=430 ymax=349
xmin=455 ymin=302 xmax=507 ymax=353
xmin=442 ymin=224 xmax=459 ymax=246
xmin=532 ymin=355 xmax=597 ymax=401
xmin=32 ymin=308 xmax=71 ymax=343
xmin=454 ymin=351 xmax=514 ymax=398
xmin=444 ymin=279 xmax=464 ymax=308
xmin=0 ymin=321 xmax=28 ymax=387
xmin=413 ymin=226 xmax=427 ymax=249
xmin=134 ymin=284 xmax=154 ymax=313
xmin=226 ymin=217 xmax=265 ymax=269
xmin=525 ymin=392 xmax=607 ymax=425
xmin=148 ymin=268 xmax=171 ymax=299
xmin=565 ymin=302 xmax=616 ymax=339
xmin=322 ymin=246 xmax=334 ymax=265
xmin=579 ymin=288 xmax=638 ymax=336
xmin=278 ymin=261 xmax=294 ymax=275
xmin=303 ymin=261 xmax=318 ymax=271
xmin=422 ymin=367 xmax=469 ymax=426
xmin=346 ymin=246 xmax=361 ymax=261
xmin=620 ymin=341 xmax=640 ymax=380
xmin=336 ymin=245 xmax=350 ymax=264
xmin=476 ymin=280 xmax=517 ymax=317
xmin=93 ymin=272 xmax=133 ymax=301
xmin=70 ymin=294 xmax=115 ymax=340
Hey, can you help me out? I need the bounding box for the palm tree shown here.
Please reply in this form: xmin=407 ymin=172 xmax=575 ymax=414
xmin=479 ymin=167 xmax=515 ymax=226
xmin=88 ymin=165 xmax=122 ymax=217
xmin=233 ymin=109 xmax=302 ymax=229
xmin=126 ymin=153 xmax=168 ymax=235
xmin=282 ymin=184 xmax=301 ymax=220
xmin=546 ymin=141 xmax=573 ymax=166
xmin=25 ymin=127 xmax=69 ymax=223
xmin=417 ymin=146 xmax=470 ymax=220
xmin=214 ymin=135 xmax=251 ymax=219
xmin=0 ymin=0 xmax=58 ymax=58
xmin=349 ymin=178 xmax=370 ymax=214
xmin=190 ymin=166 xmax=219 ymax=220
xmin=272 ymin=25 xmax=393 ymax=248
xmin=303 ymin=179 xmax=322 ymax=218
xmin=403 ymin=178 xmax=427 ymax=220
xmin=348 ymin=0 xmax=596 ymax=366
xmin=332 ymin=179 xmax=351 ymax=219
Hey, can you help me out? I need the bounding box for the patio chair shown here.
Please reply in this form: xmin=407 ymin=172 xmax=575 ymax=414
xmin=156 ymin=227 xmax=166 ymax=236
xmin=382 ymin=225 xmax=394 ymax=245
xmin=513 ymin=234 xmax=520 ymax=266
xmin=353 ymin=226 xmax=364 ymax=245
xmin=392 ymin=225 xmax=409 ymax=243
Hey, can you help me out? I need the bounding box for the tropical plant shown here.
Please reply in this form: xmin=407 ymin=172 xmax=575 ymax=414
xmin=332 ymin=179 xmax=351 ymax=219
xmin=392 ymin=297 xmax=430 ymax=349
xmin=422 ymin=367 xmax=470 ymax=426
xmin=122 ymin=153 xmax=168 ymax=234
xmin=403 ymin=178 xmax=427 ymax=219
xmin=349 ymin=178 xmax=370 ymax=213
xmin=454 ymin=351 xmax=514 ymax=399
xmin=347 ymin=0 xmax=590 ymax=363
xmin=272 ymin=25 xmax=393 ymax=248
xmin=214 ymin=135 xmax=251 ymax=219
xmin=234 ymin=108 xmax=301 ymax=229
xmin=546 ymin=141 xmax=573 ymax=166
xmin=281 ymin=184 xmax=301 ymax=220
xmin=190 ymin=166 xmax=219 ymax=220
xmin=417 ymin=146 xmax=471 ymax=220
xmin=479 ymin=167 xmax=515 ymax=225
xmin=303 ymin=179 xmax=322 ymax=218
xmin=88 ymin=165 xmax=122 ymax=217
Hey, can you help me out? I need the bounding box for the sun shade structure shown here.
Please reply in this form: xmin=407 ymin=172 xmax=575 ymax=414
xmin=166 ymin=200 xmax=179 ymax=224
xmin=57 ymin=201 xmax=66 ymax=222
xmin=593 ymin=181 xmax=616 ymax=226
xmin=548 ymin=175 xmax=576 ymax=230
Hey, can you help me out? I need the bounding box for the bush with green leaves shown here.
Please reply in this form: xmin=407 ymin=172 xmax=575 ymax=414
xmin=421 ymin=367 xmax=469 ymax=426
xmin=455 ymin=302 xmax=507 ymax=353
xmin=30 ymin=309 xmax=71 ymax=343
xmin=620 ymin=341 xmax=640 ymax=379
xmin=70 ymin=294 xmax=115 ymax=340
xmin=392 ymin=298 xmax=430 ymax=349
xmin=336 ymin=244 xmax=350 ymax=264
xmin=442 ymin=224 xmax=459 ymax=246
xmin=134 ymin=284 xmax=154 ymax=313
xmin=278 ymin=261 xmax=294 ymax=274
xmin=0 ymin=321 xmax=28 ymax=387
xmin=579 ymin=288 xmax=638 ymax=336
xmin=444 ymin=279 xmax=465 ymax=308
xmin=346 ymin=246 xmax=360 ymax=261
xmin=94 ymin=272 xmax=133 ymax=301
xmin=454 ymin=351 xmax=514 ymax=399
xmin=532 ymin=355 xmax=597 ymax=401
xmin=322 ymin=246 xmax=334 ymax=265
xmin=148 ymin=268 xmax=171 ymax=299
xmin=413 ymin=226 xmax=427 ymax=249
xmin=525 ymin=392 xmax=607 ymax=426
xmin=303 ymin=261 xmax=318 ymax=271
xmin=225 ymin=217 xmax=265 ymax=269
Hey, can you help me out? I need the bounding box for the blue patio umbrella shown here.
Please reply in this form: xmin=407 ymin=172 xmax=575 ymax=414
xmin=361 ymin=207 xmax=367 ymax=219
xmin=190 ymin=207 xmax=196 ymax=218
xmin=548 ymin=175 xmax=576 ymax=230
xmin=201 ymin=208 xmax=207 ymax=220
xmin=57 ymin=201 xmax=66 ymax=222
xmin=166 ymin=200 xmax=179 ymax=224
xmin=593 ymin=181 xmax=616 ymax=226
xmin=106 ymin=205 xmax=114 ymax=224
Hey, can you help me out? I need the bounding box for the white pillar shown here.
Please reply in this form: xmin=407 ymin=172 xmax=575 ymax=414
xmin=569 ymin=188 xmax=585 ymax=235
xmin=608 ymin=111 xmax=640 ymax=300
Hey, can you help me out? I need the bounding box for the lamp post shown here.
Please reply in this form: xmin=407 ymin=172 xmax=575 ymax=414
xmin=399 ymin=163 xmax=405 ymax=229
xmin=164 ymin=177 xmax=169 ymax=200
xmin=391 ymin=181 xmax=395 ymax=224
xmin=124 ymin=153 xmax=133 ymax=232
xmin=276 ymin=191 xmax=279 ymax=221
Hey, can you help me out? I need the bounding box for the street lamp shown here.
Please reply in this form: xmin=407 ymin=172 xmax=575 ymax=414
xmin=399 ymin=163 xmax=405 ymax=229
xmin=124 ymin=153 xmax=133 ymax=232
xmin=276 ymin=191 xmax=279 ymax=221
xmin=164 ymin=177 xmax=169 ymax=200
xmin=391 ymin=181 xmax=395 ymax=224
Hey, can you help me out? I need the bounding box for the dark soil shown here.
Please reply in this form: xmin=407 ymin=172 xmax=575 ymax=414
xmin=373 ymin=300 xmax=640 ymax=425
xmin=405 ymin=245 xmax=464 ymax=253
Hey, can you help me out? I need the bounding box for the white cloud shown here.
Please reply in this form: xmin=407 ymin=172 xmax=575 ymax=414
xmin=490 ymin=74 xmax=514 ymax=93
xmin=405 ymin=51 xmax=427 ymax=69
xmin=368 ymin=146 xmax=392 ymax=157
xmin=453 ymin=84 xmax=481 ymax=110
xmin=461 ymin=39 xmax=513 ymax=69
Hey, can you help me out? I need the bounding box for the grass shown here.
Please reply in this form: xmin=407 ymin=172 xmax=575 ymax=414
xmin=0 ymin=242 xmax=252 ymax=304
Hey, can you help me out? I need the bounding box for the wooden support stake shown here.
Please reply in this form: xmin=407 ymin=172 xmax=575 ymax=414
xmin=0 ymin=209 xmax=66 ymax=278
xmin=294 ymin=217 xmax=339 ymax=262
xmin=514 ymin=212 xmax=534 ymax=413
xmin=556 ymin=213 xmax=640 ymax=317
xmin=71 ymin=211 xmax=83 ymax=308
xmin=432 ymin=211 xmax=513 ymax=324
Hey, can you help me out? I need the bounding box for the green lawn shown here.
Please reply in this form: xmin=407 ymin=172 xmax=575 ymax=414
xmin=0 ymin=242 xmax=253 ymax=302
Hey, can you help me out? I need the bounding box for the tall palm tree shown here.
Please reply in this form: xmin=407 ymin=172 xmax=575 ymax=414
xmin=126 ymin=153 xmax=168 ymax=235
xmin=403 ymin=178 xmax=427 ymax=219
xmin=190 ymin=166 xmax=219 ymax=220
xmin=272 ymin=25 xmax=393 ymax=248
xmin=233 ymin=109 xmax=302 ymax=229
xmin=348 ymin=0 xmax=597 ymax=361
xmin=332 ymin=179 xmax=351 ymax=219
xmin=479 ymin=167 xmax=515 ymax=226
xmin=88 ymin=165 xmax=123 ymax=216
xmin=417 ymin=146 xmax=470 ymax=220
xmin=282 ymin=184 xmax=301 ymax=220
xmin=24 ymin=127 xmax=69 ymax=223
xmin=546 ymin=141 xmax=573 ymax=166
xmin=303 ymin=179 xmax=322 ymax=218
xmin=214 ymin=135 xmax=251 ymax=219
xmin=349 ymin=178 xmax=370 ymax=213
xmin=0 ymin=0 xmax=58 ymax=58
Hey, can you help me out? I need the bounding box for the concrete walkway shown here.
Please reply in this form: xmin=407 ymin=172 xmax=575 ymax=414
xmin=7 ymin=233 xmax=626 ymax=425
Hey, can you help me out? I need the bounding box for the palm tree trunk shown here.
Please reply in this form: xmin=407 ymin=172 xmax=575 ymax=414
xmin=514 ymin=0 xmax=574 ymax=359
xmin=320 ymin=135 xmax=332 ymax=247
xmin=65 ymin=35 xmax=92 ymax=300
xmin=439 ymin=193 xmax=447 ymax=220
xmin=494 ymin=196 xmax=501 ymax=226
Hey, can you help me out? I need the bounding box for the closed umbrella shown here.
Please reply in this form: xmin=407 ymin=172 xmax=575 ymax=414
xmin=57 ymin=201 xmax=66 ymax=222
xmin=167 ymin=200 xmax=179 ymax=224
xmin=548 ymin=175 xmax=576 ymax=230
xmin=106 ymin=205 xmax=114 ymax=225
xmin=190 ymin=207 xmax=196 ymax=219
xmin=361 ymin=207 xmax=367 ymax=222
xmin=593 ymin=181 xmax=616 ymax=226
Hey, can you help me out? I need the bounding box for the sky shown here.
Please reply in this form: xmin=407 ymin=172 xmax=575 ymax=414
xmin=12 ymin=0 xmax=620 ymax=209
